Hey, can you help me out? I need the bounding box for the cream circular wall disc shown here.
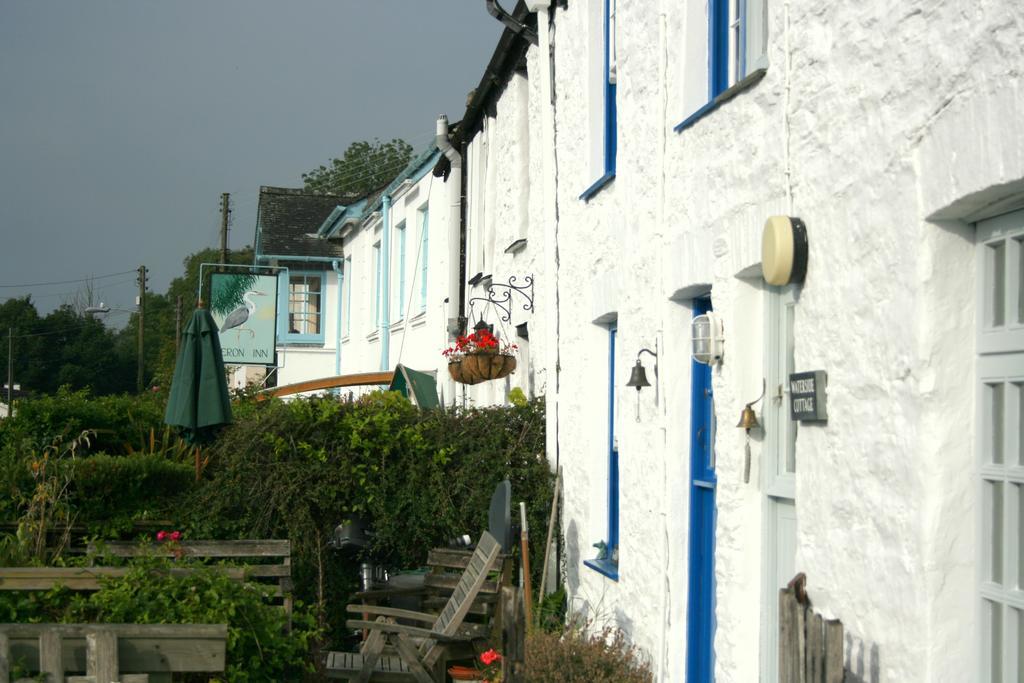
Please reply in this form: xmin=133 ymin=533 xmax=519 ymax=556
xmin=762 ymin=215 xmax=795 ymax=285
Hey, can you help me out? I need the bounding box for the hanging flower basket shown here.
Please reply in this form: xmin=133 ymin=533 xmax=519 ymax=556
xmin=443 ymin=328 xmax=518 ymax=386
xmin=448 ymin=352 xmax=517 ymax=385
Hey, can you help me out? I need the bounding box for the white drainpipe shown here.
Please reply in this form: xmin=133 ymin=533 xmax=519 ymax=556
xmin=435 ymin=115 xmax=462 ymax=337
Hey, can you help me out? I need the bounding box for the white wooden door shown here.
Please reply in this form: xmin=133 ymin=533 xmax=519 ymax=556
xmin=762 ymin=284 xmax=799 ymax=682
xmin=978 ymin=210 xmax=1024 ymax=682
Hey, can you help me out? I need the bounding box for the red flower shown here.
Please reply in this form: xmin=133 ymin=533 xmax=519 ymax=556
xmin=480 ymin=649 xmax=501 ymax=666
xmin=156 ymin=530 xmax=167 ymax=541
xmin=170 ymin=531 xmax=182 ymax=541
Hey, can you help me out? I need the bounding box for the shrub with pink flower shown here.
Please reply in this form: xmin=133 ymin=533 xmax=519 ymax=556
xmin=478 ymin=648 xmax=502 ymax=682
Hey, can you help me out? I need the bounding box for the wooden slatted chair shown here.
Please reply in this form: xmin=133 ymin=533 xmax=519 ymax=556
xmin=324 ymin=531 xmax=502 ymax=683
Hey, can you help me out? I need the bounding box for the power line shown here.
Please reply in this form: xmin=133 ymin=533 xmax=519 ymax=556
xmin=5 ymin=311 xmax=131 ymax=339
xmin=1 ymin=277 xmax=138 ymax=302
xmin=0 ymin=270 xmax=138 ymax=289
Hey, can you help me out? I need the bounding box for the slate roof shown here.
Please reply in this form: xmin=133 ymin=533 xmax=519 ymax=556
xmin=255 ymin=187 xmax=350 ymax=260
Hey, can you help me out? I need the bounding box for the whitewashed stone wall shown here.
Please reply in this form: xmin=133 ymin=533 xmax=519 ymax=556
xmin=461 ymin=50 xmax=552 ymax=409
xmin=468 ymin=0 xmax=1024 ymax=680
xmin=273 ymin=164 xmax=458 ymax=398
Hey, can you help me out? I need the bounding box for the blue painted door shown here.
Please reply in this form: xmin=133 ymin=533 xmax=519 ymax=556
xmin=686 ymin=297 xmax=716 ymax=682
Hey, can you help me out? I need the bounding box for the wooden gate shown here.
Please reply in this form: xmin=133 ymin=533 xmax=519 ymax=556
xmin=778 ymin=573 xmax=844 ymax=683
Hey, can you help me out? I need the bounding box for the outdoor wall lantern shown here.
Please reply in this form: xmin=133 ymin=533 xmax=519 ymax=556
xmin=625 ymin=344 xmax=658 ymax=421
xmin=762 ymin=215 xmax=808 ymax=286
xmin=691 ymin=312 xmax=724 ymax=365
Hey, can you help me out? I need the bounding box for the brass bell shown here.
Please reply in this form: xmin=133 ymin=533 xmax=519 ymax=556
xmin=736 ymin=403 xmax=760 ymax=430
xmin=625 ymin=360 xmax=651 ymax=390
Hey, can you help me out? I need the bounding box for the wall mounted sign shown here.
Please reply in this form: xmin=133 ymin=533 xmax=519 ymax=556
xmin=210 ymin=273 xmax=279 ymax=365
xmin=789 ymin=370 xmax=827 ymax=422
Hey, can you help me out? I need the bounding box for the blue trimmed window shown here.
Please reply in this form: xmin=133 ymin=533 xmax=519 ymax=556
xmin=342 ymin=256 xmax=352 ymax=337
xmin=676 ymin=0 xmax=769 ymax=133
xmin=395 ymin=221 xmax=407 ymax=320
xmin=372 ymin=241 xmax=382 ymax=327
xmin=585 ymin=324 xmax=619 ymax=580
xmin=419 ymin=208 xmax=429 ymax=312
xmin=279 ymin=272 xmax=324 ymax=344
xmin=580 ymin=0 xmax=617 ymax=201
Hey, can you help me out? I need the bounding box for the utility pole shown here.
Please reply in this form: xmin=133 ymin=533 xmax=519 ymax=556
xmin=6 ymin=328 xmax=12 ymax=418
xmin=175 ymin=294 xmax=182 ymax=354
xmin=219 ymin=192 xmax=231 ymax=265
xmin=137 ymin=265 xmax=147 ymax=393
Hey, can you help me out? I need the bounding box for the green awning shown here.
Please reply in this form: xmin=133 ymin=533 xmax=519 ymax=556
xmin=388 ymin=364 xmax=439 ymax=409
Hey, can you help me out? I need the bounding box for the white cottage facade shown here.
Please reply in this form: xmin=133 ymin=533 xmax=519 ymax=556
xmin=452 ymin=0 xmax=1024 ymax=681
xmin=250 ymin=144 xmax=461 ymax=400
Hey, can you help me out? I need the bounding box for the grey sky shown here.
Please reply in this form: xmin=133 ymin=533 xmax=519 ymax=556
xmin=0 ymin=1 xmax=501 ymax=317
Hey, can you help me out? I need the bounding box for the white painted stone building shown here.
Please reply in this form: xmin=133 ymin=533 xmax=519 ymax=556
xmin=250 ymin=143 xmax=461 ymax=399
xmin=450 ymin=0 xmax=1024 ymax=681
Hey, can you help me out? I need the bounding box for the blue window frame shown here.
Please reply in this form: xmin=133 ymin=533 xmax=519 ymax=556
xmin=675 ymin=0 xmax=768 ymax=133
xmin=372 ymin=241 xmax=382 ymax=327
xmin=396 ymin=221 xmax=406 ymax=320
xmin=342 ymin=256 xmax=352 ymax=337
xmin=278 ymin=271 xmax=324 ymax=344
xmin=580 ymin=0 xmax=617 ymax=201
xmin=419 ymin=208 xmax=429 ymax=312
xmin=709 ymin=0 xmax=737 ymax=99
xmin=585 ymin=324 xmax=619 ymax=580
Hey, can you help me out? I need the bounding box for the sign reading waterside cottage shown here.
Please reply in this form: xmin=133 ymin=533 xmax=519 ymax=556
xmin=789 ymin=370 xmax=827 ymax=422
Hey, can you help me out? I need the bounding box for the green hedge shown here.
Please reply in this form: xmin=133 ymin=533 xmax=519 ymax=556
xmin=179 ymin=392 xmax=553 ymax=645
xmin=0 ymin=387 xmax=166 ymax=457
xmin=68 ymin=454 xmax=193 ymax=532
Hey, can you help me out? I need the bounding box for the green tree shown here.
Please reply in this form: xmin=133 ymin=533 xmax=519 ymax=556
xmin=301 ymin=138 xmax=414 ymax=196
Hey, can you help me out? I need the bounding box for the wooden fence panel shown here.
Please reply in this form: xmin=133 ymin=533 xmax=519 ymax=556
xmin=0 ymin=624 xmax=227 ymax=677
xmin=779 ymin=574 xmax=845 ymax=683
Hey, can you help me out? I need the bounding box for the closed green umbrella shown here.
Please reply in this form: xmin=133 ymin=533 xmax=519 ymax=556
xmin=165 ymin=307 xmax=233 ymax=445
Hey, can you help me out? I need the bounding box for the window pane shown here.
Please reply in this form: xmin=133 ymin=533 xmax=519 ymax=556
xmin=1018 ymin=237 xmax=1024 ymax=324
xmin=989 ymin=241 xmax=1006 ymax=327
xmin=1019 ymin=483 xmax=1024 ymax=590
xmin=1018 ymin=608 xmax=1024 ymax=683
xmin=990 ymin=600 xmax=1003 ymax=683
xmin=988 ymin=480 xmax=1005 ymax=584
xmin=990 ymin=383 xmax=1005 ymax=465
xmin=1017 ymin=382 xmax=1024 ymax=468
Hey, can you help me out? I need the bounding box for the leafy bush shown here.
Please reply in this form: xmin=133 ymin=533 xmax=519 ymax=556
xmin=179 ymin=392 xmax=553 ymax=644
xmin=68 ymin=454 xmax=193 ymax=532
xmin=0 ymin=387 xmax=166 ymax=457
xmin=525 ymin=625 xmax=653 ymax=682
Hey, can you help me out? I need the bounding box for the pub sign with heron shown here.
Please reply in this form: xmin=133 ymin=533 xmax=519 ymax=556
xmin=209 ymin=273 xmax=279 ymax=365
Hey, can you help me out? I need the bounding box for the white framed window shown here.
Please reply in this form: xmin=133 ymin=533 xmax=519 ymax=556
xmin=977 ymin=210 xmax=1024 ymax=682
xmin=283 ymin=272 xmax=323 ymax=342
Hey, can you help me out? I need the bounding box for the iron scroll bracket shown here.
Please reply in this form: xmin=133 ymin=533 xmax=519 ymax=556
xmin=467 ymin=275 xmax=534 ymax=324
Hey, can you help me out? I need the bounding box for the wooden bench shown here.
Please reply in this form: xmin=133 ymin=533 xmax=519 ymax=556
xmin=0 ymin=540 xmax=292 ymax=623
xmin=0 ymin=623 xmax=227 ymax=683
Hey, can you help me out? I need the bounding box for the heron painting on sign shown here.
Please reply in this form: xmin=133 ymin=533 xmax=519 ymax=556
xmin=209 ymin=273 xmax=279 ymax=365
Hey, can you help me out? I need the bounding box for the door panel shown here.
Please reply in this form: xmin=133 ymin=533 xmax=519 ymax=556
xmin=687 ymin=297 xmax=717 ymax=682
